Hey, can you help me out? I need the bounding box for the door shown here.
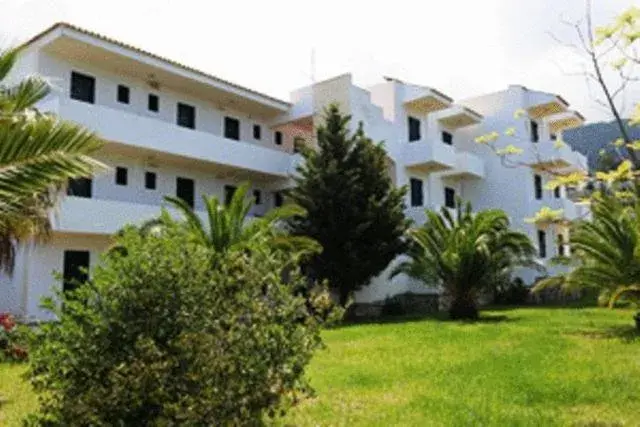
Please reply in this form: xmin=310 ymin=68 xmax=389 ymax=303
xmin=63 ymin=250 xmax=90 ymax=293
xmin=176 ymin=177 xmax=195 ymax=208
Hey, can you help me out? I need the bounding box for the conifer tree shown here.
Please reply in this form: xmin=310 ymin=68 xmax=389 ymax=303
xmin=288 ymin=104 xmax=409 ymax=305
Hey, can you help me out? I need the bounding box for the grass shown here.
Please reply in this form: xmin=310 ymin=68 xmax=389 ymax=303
xmin=281 ymin=307 xmax=640 ymax=426
xmin=0 ymin=307 xmax=638 ymax=426
xmin=0 ymin=363 xmax=37 ymax=426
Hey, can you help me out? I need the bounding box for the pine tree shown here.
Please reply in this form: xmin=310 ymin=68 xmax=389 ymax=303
xmin=288 ymin=104 xmax=409 ymax=306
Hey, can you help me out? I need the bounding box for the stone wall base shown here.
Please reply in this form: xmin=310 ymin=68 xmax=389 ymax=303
xmin=345 ymin=292 xmax=439 ymax=321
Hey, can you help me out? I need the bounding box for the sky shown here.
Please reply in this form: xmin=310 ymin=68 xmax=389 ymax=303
xmin=0 ymin=0 xmax=637 ymax=123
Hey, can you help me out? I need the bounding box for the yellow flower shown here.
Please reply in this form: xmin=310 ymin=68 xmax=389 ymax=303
xmin=504 ymin=127 xmax=516 ymax=137
xmin=626 ymin=141 xmax=640 ymax=151
xmin=513 ymin=109 xmax=526 ymax=119
xmin=613 ymin=138 xmax=625 ymax=147
xmin=496 ymin=144 xmax=523 ymax=156
xmin=553 ymin=140 xmax=566 ymax=149
xmin=525 ymin=207 xmax=564 ymax=224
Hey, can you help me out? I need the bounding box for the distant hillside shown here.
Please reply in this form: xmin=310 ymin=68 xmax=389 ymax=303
xmin=564 ymin=120 xmax=640 ymax=171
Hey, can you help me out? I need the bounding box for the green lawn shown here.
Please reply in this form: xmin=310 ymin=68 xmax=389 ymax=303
xmin=1 ymin=307 xmax=639 ymax=426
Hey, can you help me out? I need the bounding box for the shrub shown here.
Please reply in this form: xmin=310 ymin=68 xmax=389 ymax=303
xmin=493 ymin=278 xmax=531 ymax=305
xmin=381 ymin=296 xmax=406 ymax=317
xmin=26 ymin=224 xmax=335 ymax=425
xmin=0 ymin=313 xmax=27 ymax=362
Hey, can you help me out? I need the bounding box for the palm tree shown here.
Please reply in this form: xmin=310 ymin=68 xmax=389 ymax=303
xmin=534 ymin=197 xmax=640 ymax=326
xmin=393 ymin=202 xmax=538 ymax=320
xmin=152 ymin=182 xmax=319 ymax=262
xmin=0 ymin=47 xmax=105 ymax=273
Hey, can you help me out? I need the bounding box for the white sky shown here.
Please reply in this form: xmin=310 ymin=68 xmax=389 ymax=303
xmin=0 ymin=0 xmax=637 ymax=122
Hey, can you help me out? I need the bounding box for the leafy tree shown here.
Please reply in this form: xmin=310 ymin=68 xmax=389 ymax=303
xmin=157 ymin=182 xmax=319 ymax=262
xmin=26 ymin=219 xmax=336 ymax=425
xmin=0 ymin=47 xmax=104 ymax=273
xmin=534 ymin=196 xmax=640 ymax=325
xmin=287 ymin=105 xmax=409 ymax=305
xmin=393 ymin=203 xmax=538 ymax=320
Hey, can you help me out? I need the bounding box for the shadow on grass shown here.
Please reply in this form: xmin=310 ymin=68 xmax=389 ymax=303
xmin=334 ymin=312 xmax=518 ymax=329
xmin=570 ymin=325 xmax=640 ymax=343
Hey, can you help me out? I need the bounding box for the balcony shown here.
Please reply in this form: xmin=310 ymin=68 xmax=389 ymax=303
xmin=530 ymin=197 xmax=585 ymax=226
xmin=527 ymin=141 xmax=587 ymax=173
xmin=404 ymin=140 xmax=456 ymax=172
xmin=432 ymin=105 xmax=483 ymax=130
xmin=40 ymin=97 xmax=296 ymax=178
xmin=440 ymin=151 xmax=485 ymax=179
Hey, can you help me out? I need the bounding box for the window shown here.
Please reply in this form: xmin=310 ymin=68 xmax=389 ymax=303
xmin=557 ymin=234 xmax=565 ymax=257
xmin=408 ymin=116 xmax=421 ymax=142
xmin=534 ymin=174 xmax=543 ymax=200
xmin=63 ymin=250 xmax=90 ymax=293
xmin=442 ymin=131 xmax=453 ymax=145
xmin=67 ymin=177 xmax=92 ymax=198
xmin=253 ymin=124 xmax=262 ymax=140
xmin=224 ymin=116 xmax=240 ymax=140
xmin=530 ymin=120 xmax=539 ymax=143
xmin=145 ymin=171 xmax=156 ymax=190
xmin=274 ymin=191 xmax=284 ymax=207
xmin=274 ymin=131 xmax=283 ymax=146
xmin=445 ymin=187 xmax=456 ymax=208
xmin=538 ymin=230 xmax=547 ymax=258
xmin=176 ymin=177 xmax=195 ymax=208
xmin=293 ymin=137 xmax=304 ymax=154
xmin=253 ymin=189 xmax=262 ymax=205
xmin=550 ymin=133 xmax=557 ymax=141
xmin=224 ymin=185 xmax=237 ymax=205
xmin=117 ymin=85 xmax=130 ymax=104
xmin=554 ymin=185 xmax=561 ymax=199
xmin=70 ymin=71 xmax=95 ymax=104
xmin=410 ymin=178 xmax=423 ymax=207
xmin=148 ymin=94 xmax=159 ymax=112
xmin=115 ymin=167 xmax=128 ymax=186
xmin=177 ymin=103 xmax=196 ymax=129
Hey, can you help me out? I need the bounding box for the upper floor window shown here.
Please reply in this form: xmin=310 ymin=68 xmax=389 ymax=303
xmin=145 ymin=171 xmax=156 ymax=190
xmin=408 ymin=116 xmax=421 ymax=142
xmin=115 ymin=167 xmax=128 ymax=186
xmin=117 ymin=85 xmax=130 ymax=104
xmin=538 ymin=230 xmax=547 ymax=258
xmin=224 ymin=117 xmax=240 ymax=140
xmin=253 ymin=124 xmax=262 ymax=140
xmin=253 ymin=189 xmax=262 ymax=205
xmin=67 ymin=177 xmax=92 ymax=198
xmin=410 ymin=178 xmax=423 ymax=207
xmin=534 ymin=174 xmax=543 ymax=200
xmin=530 ymin=120 xmax=539 ymax=143
xmin=224 ymin=185 xmax=237 ymax=205
xmin=177 ymin=103 xmax=196 ymax=129
xmin=148 ymin=94 xmax=159 ymax=112
xmin=274 ymin=131 xmax=283 ymax=146
xmin=554 ymin=185 xmax=561 ymax=199
xmin=70 ymin=72 xmax=95 ymax=104
xmin=444 ymin=187 xmax=456 ymax=208
xmin=442 ymin=131 xmax=453 ymax=145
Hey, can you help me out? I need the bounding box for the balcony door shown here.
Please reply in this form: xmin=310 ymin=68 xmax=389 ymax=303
xmin=176 ymin=177 xmax=195 ymax=208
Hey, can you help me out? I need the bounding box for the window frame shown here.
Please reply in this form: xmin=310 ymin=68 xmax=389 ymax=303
xmin=253 ymin=124 xmax=262 ymax=140
xmin=444 ymin=187 xmax=456 ymax=209
xmin=274 ymin=131 xmax=283 ymax=146
xmin=534 ymin=174 xmax=543 ymax=200
xmin=117 ymin=84 xmax=130 ymax=104
xmin=538 ymin=230 xmax=547 ymax=258
xmin=148 ymin=94 xmax=159 ymax=112
xmin=408 ymin=116 xmax=421 ymax=142
xmin=115 ymin=167 xmax=128 ymax=186
xmin=409 ymin=178 xmax=424 ymax=207
xmin=145 ymin=171 xmax=157 ymax=190
xmin=441 ymin=130 xmax=453 ymax=145
xmin=70 ymin=71 xmax=96 ymax=104
xmin=177 ymin=102 xmax=196 ymax=129
xmin=224 ymin=116 xmax=241 ymax=141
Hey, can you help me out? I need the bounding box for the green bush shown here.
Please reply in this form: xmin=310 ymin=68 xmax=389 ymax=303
xmin=26 ymin=224 xmax=335 ymax=425
xmin=493 ymin=278 xmax=531 ymax=305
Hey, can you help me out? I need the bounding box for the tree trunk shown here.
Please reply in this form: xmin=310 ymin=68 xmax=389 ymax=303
xmin=449 ymin=293 xmax=479 ymax=320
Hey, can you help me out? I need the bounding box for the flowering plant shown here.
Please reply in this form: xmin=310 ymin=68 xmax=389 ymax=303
xmin=0 ymin=313 xmax=27 ymax=361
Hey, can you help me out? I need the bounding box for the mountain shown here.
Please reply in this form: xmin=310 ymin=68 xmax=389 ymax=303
xmin=564 ymin=120 xmax=640 ymax=171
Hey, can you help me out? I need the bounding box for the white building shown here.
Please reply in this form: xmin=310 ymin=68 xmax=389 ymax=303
xmin=0 ymin=23 xmax=588 ymax=319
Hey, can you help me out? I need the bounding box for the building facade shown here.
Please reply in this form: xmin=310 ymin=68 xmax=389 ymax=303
xmin=0 ymin=23 xmax=589 ymax=319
